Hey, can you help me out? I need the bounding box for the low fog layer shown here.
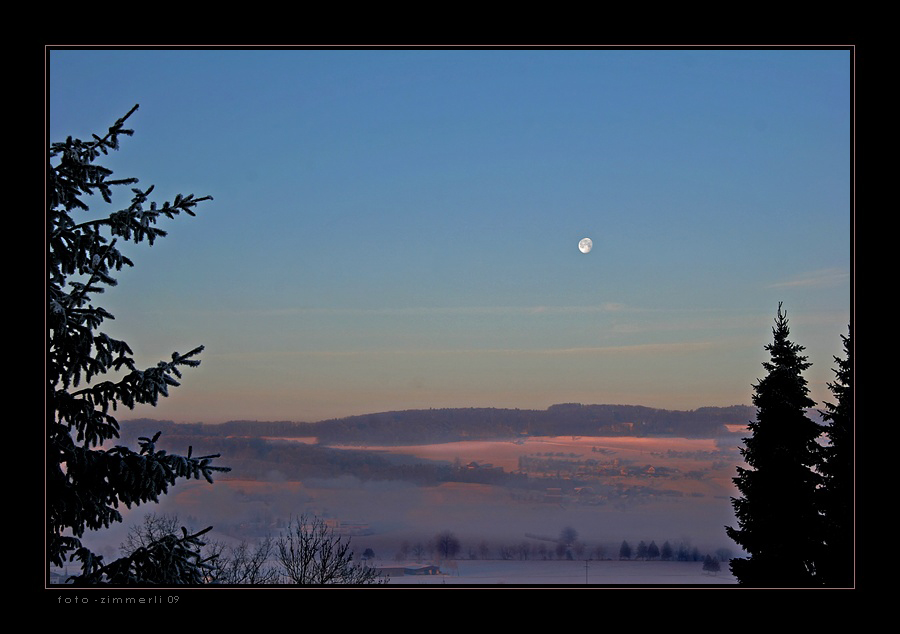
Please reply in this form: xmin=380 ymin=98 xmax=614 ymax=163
xmin=79 ymin=425 xmax=744 ymax=571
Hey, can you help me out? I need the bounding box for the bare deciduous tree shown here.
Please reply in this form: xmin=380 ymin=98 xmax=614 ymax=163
xmin=209 ymin=537 xmax=279 ymax=585
xmin=123 ymin=513 xmax=279 ymax=584
xmin=559 ymin=526 xmax=578 ymax=546
xmin=117 ymin=513 xmax=218 ymax=584
xmin=276 ymin=514 xmax=382 ymax=585
xmin=434 ymin=531 xmax=461 ymax=560
xmin=121 ymin=513 xmax=181 ymax=555
xmin=411 ymin=542 xmax=426 ymax=561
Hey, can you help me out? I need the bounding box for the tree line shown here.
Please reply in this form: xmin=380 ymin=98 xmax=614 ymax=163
xmin=392 ymin=527 xmax=730 ymax=570
xmin=120 ymin=402 xmax=753 ymax=445
xmin=88 ymin=515 xmax=730 ymax=585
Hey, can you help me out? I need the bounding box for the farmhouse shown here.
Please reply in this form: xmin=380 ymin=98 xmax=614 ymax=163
xmin=375 ymin=564 xmax=442 ymax=578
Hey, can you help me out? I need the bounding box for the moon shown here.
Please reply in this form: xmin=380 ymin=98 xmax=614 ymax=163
xmin=578 ymin=237 xmax=593 ymax=254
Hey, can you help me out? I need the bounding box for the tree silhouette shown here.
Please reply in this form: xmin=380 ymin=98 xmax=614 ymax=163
xmin=559 ymin=526 xmax=578 ymax=546
xmin=619 ymin=540 xmax=632 ymax=560
xmin=276 ymin=514 xmax=381 ymax=584
xmin=726 ymin=303 xmax=822 ymax=586
xmin=122 ymin=513 xmax=278 ymax=584
xmin=817 ymin=329 xmax=853 ymax=586
xmin=210 ymin=536 xmax=279 ymax=584
xmin=48 ymin=105 xmax=228 ymax=584
xmin=434 ymin=531 xmax=462 ymax=560
xmin=703 ymin=554 xmax=721 ymax=575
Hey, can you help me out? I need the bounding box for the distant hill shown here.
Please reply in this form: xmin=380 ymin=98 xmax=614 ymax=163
xmin=120 ymin=403 xmax=754 ymax=446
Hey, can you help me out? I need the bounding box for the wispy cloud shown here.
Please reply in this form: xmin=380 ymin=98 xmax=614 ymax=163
xmin=231 ymin=303 xmax=635 ymax=318
xmin=531 ymin=341 xmax=718 ymax=356
xmin=767 ymin=268 xmax=849 ymax=289
xmin=211 ymin=340 xmax=719 ymax=360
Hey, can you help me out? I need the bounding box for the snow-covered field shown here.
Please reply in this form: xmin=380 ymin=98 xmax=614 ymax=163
xmin=380 ymin=559 xmax=736 ymax=586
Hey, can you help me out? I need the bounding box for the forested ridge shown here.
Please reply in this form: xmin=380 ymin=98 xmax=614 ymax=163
xmin=112 ymin=404 xmax=752 ymax=491
xmin=121 ymin=403 xmax=754 ymax=446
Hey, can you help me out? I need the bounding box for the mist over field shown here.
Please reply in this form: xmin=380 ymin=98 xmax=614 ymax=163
xmin=73 ymin=406 xmax=749 ymax=584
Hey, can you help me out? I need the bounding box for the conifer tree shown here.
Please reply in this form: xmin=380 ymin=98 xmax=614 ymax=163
xmin=816 ymin=329 xmax=853 ymax=586
xmin=726 ymin=303 xmax=823 ymax=586
xmin=702 ymin=554 xmax=721 ymax=575
xmin=48 ymin=104 xmax=229 ymax=584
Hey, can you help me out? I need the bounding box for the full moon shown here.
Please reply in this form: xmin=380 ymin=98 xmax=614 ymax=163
xmin=578 ymin=237 xmax=593 ymax=254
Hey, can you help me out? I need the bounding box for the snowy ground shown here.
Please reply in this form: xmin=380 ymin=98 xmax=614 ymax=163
xmin=379 ymin=559 xmax=736 ymax=586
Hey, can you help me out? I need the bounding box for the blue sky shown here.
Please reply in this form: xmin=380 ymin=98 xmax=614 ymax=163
xmin=48 ymin=48 xmax=852 ymax=423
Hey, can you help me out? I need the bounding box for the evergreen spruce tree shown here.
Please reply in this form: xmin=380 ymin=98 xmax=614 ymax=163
xmin=817 ymin=329 xmax=853 ymax=586
xmin=726 ymin=303 xmax=823 ymax=586
xmin=702 ymin=554 xmax=721 ymax=575
xmin=48 ymin=105 xmax=229 ymax=584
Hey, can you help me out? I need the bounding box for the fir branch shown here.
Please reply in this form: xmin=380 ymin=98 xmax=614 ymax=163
xmin=48 ymin=107 xmax=224 ymax=579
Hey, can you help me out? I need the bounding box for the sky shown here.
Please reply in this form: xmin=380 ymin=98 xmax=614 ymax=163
xmin=48 ymin=48 xmax=852 ymax=424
